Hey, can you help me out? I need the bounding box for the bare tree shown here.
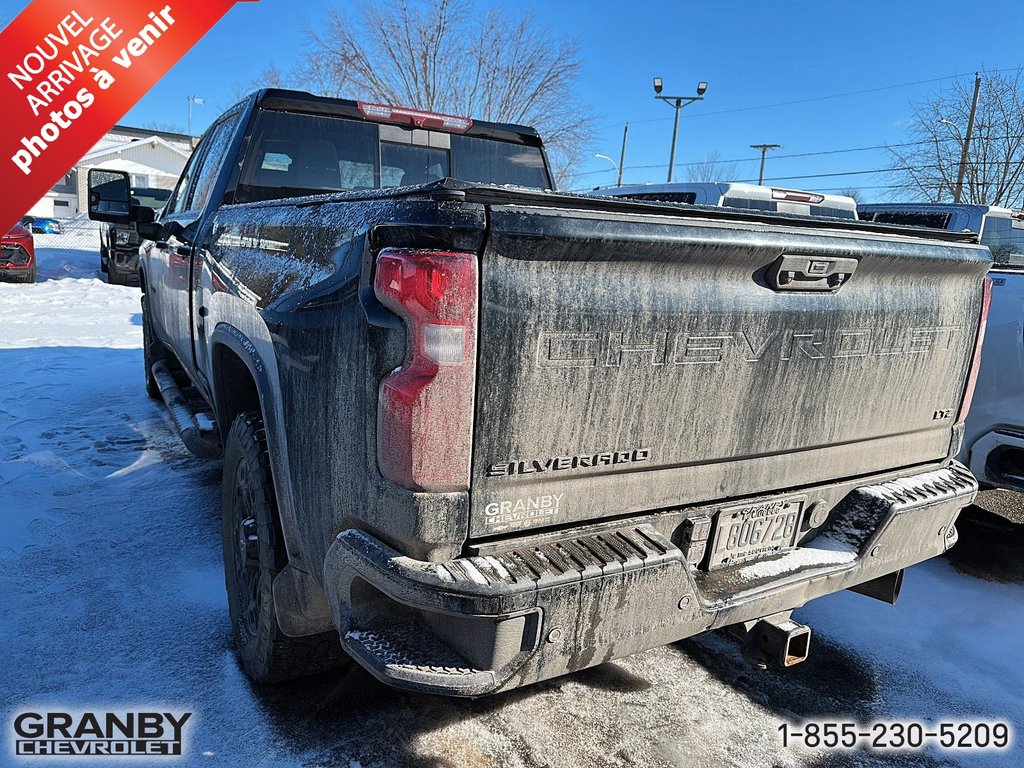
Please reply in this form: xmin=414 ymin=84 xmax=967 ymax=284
xmin=143 ymin=120 xmax=186 ymax=135
xmin=289 ymin=0 xmax=594 ymax=186
xmin=886 ymin=69 xmax=1024 ymax=207
xmin=229 ymin=63 xmax=289 ymax=103
xmin=837 ymin=187 xmax=865 ymax=204
xmin=684 ymin=151 xmax=739 ymax=183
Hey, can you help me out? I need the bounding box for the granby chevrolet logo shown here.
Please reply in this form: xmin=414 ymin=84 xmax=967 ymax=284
xmin=12 ymin=710 xmax=192 ymax=757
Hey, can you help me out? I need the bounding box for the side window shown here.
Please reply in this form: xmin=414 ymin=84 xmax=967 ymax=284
xmin=982 ymin=215 xmax=1024 ymax=264
xmin=187 ymin=115 xmax=241 ymax=212
xmin=723 ymin=196 xmax=773 ymax=211
xmin=166 ymin=139 xmax=206 ymax=216
xmin=981 ymin=216 xmax=1011 ymax=257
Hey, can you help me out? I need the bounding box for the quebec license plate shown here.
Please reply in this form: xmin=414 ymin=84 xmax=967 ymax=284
xmin=707 ymin=497 xmax=804 ymax=569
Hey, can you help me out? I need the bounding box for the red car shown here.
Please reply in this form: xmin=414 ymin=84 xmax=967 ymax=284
xmin=1 ymin=223 xmax=36 ymax=283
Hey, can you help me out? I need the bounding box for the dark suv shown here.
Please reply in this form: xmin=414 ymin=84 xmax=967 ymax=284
xmin=99 ymin=186 xmax=170 ymax=285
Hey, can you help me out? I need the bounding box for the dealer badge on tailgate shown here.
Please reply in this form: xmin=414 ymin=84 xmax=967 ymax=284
xmin=708 ymin=496 xmax=804 ymax=569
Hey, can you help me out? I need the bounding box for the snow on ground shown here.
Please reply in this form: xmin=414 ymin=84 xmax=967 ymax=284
xmin=0 ymin=233 xmax=1022 ymax=768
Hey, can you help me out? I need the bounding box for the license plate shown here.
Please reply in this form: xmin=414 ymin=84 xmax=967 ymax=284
xmin=707 ymin=497 xmax=804 ymax=569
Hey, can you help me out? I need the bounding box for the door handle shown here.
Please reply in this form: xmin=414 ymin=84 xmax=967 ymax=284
xmin=766 ymin=254 xmax=858 ymax=293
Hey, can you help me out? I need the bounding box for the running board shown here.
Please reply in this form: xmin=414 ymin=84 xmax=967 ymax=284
xmin=151 ymin=361 xmax=221 ymax=459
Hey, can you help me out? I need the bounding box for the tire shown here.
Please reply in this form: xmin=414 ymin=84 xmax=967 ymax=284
xmin=141 ymin=294 xmax=165 ymax=400
xmin=108 ymin=265 xmax=125 ymax=286
xmin=221 ymin=412 xmax=346 ymax=684
xmin=100 ymin=245 xmax=108 ymax=273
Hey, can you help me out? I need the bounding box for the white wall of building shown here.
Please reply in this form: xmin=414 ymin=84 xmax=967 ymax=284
xmin=28 ymin=128 xmax=193 ymax=220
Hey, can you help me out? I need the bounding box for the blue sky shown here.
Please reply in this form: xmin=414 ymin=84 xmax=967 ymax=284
xmin=4 ymin=0 xmax=1023 ymax=199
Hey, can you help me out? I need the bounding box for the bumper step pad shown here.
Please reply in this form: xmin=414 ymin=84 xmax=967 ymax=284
xmin=861 ymin=462 xmax=978 ymax=507
xmin=827 ymin=462 xmax=976 ymax=553
xmin=435 ymin=526 xmax=677 ymax=590
xmin=346 ymin=624 xmax=481 ymax=678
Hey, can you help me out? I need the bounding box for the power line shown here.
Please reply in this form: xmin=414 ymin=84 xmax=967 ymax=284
xmin=573 ymin=133 xmax=1024 ymax=180
xmin=569 ymin=167 xmax=902 ymax=191
xmin=570 ymin=160 xmax=1024 ymax=192
xmin=577 ymin=142 xmax=906 ymax=178
xmin=595 ymin=67 xmax=1023 ymax=130
xmin=573 ymin=140 xmax=908 ymax=178
xmin=804 ymin=184 xmax=908 ymax=192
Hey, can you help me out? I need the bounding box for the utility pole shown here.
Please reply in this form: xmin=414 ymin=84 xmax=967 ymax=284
xmin=954 ymin=72 xmax=982 ymax=204
xmin=617 ymin=124 xmax=628 ymax=187
xmin=751 ymin=143 xmax=782 ymax=185
xmin=654 ymin=78 xmax=708 ymax=183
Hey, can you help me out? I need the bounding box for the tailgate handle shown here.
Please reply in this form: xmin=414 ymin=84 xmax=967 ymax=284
xmin=767 ymin=255 xmax=858 ymax=293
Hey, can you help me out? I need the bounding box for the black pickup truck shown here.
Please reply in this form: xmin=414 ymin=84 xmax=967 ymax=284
xmin=99 ymin=186 xmax=171 ymax=285
xmin=88 ymin=89 xmax=989 ymax=696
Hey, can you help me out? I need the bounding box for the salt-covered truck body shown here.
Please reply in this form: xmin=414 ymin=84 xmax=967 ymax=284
xmin=88 ymin=90 xmax=989 ymax=696
xmin=861 ymin=202 xmax=1022 ymax=520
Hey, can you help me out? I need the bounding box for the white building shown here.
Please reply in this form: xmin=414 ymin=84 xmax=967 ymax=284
xmin=28 ymin=125 xmax=195 ymax=219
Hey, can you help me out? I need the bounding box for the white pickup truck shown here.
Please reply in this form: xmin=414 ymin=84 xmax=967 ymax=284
xmin=592 ymin=182 xmax=859 ymax=219
xmin=861 ymin=203 xmax=1024 ymax=522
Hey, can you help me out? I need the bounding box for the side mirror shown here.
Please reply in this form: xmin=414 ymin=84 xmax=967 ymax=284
xmin=88 ymin=169 xmax=132 ymax=224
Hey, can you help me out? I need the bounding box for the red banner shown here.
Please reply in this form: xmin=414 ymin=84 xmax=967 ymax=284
xmin=0 ymin=0 xmax=256 ymax=230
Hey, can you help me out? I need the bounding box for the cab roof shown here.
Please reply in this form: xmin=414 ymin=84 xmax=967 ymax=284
xmin=254 ymin=89 xmax=544 ymax=147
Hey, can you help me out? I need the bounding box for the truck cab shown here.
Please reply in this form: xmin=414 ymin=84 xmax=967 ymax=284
xmin=860 ymin=203 xmax=1024 ymax=266
xmin=592 ymin=182 xmax=859 ymax=219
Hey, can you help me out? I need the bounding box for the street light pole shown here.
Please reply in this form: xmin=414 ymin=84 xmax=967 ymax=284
xmin=751 ymin=143 xmax=783 ymax=185
xmin=654 ymin=78 xmax=708 ymax=183
xmin=594 ymin=153 xmax=619 ymax=185
xmin=667 ymin=99 xmax=682 ymax=183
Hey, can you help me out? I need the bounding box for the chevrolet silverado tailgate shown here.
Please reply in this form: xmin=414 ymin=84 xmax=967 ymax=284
xmin=470 ymin=202 xmax=990 ymax=537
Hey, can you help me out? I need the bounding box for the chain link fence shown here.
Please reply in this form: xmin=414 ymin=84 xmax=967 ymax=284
xmin=20 ymin=214 xmax=111 ymax=283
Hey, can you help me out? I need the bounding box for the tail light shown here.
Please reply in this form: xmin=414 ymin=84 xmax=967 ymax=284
xmin=957 ymin=276 xmax=993 ymax=422
xmin=771 ymin=188 xmax=825 ymax=204
xmin=374 ymin=248 xmax=478 ymax=491
xmin=1 ymin=227 xmax=34 ymax=265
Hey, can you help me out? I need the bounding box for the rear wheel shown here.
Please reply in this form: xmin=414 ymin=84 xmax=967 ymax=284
xmin=100 ymin=245 xmax=108 ymax=273
xmin=221 ymin=412 xmax=347 ymax=683
xmin=141 ymin=294 xmax=165 ymax=400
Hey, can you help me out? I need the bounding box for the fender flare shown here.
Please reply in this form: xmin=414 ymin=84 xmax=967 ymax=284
xmin=209 ymin=323 xmax=304 ymax=569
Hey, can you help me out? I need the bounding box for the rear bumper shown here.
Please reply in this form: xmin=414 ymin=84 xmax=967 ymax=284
xmin=322 ymin=462 xmax=977 ymax=696
xmin=0 ymin=264 xmax=34 ymax=280
xmin=965 ymin=429 xmax=1024 ymax=496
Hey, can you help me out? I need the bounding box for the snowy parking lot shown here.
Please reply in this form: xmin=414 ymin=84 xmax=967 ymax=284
xmin=2 ymin=228 xmax=1023 ymax=768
